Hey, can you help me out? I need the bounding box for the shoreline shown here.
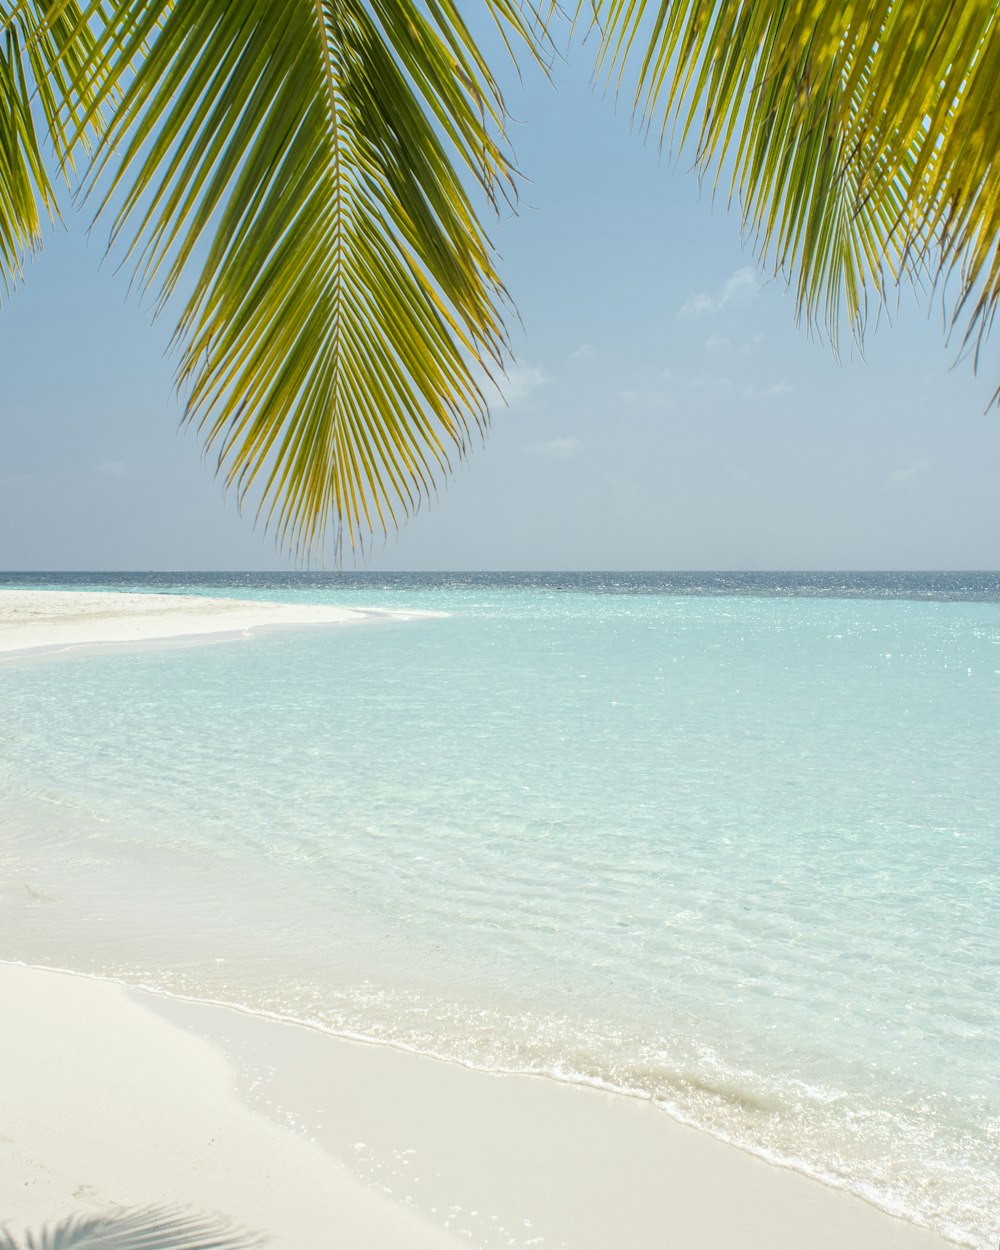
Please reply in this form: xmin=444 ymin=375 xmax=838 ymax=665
xmin=0 ymin=589 xmax=433 ymax=659
xmin=0 ymin=961 xmax=958 ymax=1250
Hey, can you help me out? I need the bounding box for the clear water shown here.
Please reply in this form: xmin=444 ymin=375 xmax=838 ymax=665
xmin=1 ymin=572 xmax=998 ymax=1247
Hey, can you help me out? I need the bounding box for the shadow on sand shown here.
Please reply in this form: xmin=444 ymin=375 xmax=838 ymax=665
xmin=0 ymin=1205 xmax=270 ymax=1249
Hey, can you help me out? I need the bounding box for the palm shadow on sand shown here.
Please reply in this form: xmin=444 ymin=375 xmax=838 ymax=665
xmin=0 ymin=1205 xmax=270 ymax=1249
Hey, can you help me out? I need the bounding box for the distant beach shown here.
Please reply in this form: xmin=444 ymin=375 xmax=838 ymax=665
xmin=0 ymin=588 xmax=432 ymax=657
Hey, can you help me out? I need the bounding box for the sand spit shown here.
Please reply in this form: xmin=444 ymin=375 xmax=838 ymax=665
xmin=0 ymin=589 xmax=426 ymax=658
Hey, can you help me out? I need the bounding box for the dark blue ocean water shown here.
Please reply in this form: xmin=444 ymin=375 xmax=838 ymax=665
xmin=3 ymin=568 xmax=1000 ymax=601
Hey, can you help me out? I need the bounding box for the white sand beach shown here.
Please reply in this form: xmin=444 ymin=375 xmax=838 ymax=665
xmin=0 ymin=962 xmax=955 ymax=1250
xmin=0 ymin=589 xmax=412 ymax=658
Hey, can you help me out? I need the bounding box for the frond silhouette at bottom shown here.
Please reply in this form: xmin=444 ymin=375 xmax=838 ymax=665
xmin=0 ymin=1205 xmax=270 ymax=1250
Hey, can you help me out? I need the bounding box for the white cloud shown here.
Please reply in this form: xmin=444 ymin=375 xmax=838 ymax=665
xmin=529 ymin=437 xmax=579 ymax=460
xmin=739 ymin=334 xmax=765 ymax=354
xmin=886 ymin=459 xmax=930 ymax=488
xmin=704 ymin=335 xmax=731 ymax=356
xmin=570 ymin=343 xmax=594 ymax=362
xmin=94 ymin=460 xmax=129 ymax=478
xmin=690 ymin=374 xmax=733 ymax=397
xmin=741 ymin=378 xmax=794 ymax=399
xmin=721 ymin=267 xmax=758 ymax=305
xmin=499 ymin=361 xmax=548 ymax=407
xmin=679 ymin=266 xmax=759 ymax=318
xmin=723 ymin=465 xmax=755 ymax=486
xmin=680 ymin=293 xmax=716 ymax=317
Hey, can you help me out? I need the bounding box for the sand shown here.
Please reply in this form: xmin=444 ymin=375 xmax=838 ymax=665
xmin=0 ymin=963 xmax=455 ymax=1249
xmin=0 ymin=589 xmax=420 ymax=658
xmin=0 ymin=963 xmax=956 ymax=1250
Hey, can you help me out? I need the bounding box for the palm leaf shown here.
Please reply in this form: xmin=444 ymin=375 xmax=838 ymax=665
xmin=0 ymin=14 xmax=47 ymax=295
xmin=0 ymin=1205 xmax=268 ymax=1250
xmin=44 ymin=0 xmax=545 ymax=557
xmin=587 ymin=0 xmax=1000 ymax=375
xmin=0 ymin=1 xmax=102 ymax=297
xmin=0 ymin=2 xmax=66 ymax=298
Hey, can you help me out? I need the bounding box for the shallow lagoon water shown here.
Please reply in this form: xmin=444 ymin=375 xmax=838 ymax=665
xmin=1 ymin=572 xmax=998 ymax=1247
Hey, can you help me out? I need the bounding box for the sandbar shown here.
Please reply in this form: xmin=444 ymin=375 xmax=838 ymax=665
xmin=0 ymin=589 xmax=419 ymax=658
xmin=0 ymin=962 xmax=956 ymax=1250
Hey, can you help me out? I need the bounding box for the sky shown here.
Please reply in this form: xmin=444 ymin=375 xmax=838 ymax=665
xmin=1 ymin=18 xmax=998 ymax=572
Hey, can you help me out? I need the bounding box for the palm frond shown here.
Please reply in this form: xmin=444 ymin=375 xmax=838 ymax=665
xmin=0 ymin=1205 xmax=268 ymax=1250
xmin=587 ymin=1 xmax=1000 ymax=369
xmin=0 ymin=4 xmax=56 ymax=297
xmin=52 ymin=0 xmax=546 ymax=558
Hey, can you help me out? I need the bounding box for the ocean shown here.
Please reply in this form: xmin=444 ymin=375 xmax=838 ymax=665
xmin=1 ymin=571 xmax=997 ymax=1247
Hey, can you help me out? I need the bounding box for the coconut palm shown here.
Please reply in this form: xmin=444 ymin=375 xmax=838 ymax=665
xmin=1 ymin=2 xmax=998 ymax=556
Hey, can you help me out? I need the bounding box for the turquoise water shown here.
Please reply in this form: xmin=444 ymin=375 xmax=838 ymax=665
xmin=1 ymin=573 xmax=997 ymax=1246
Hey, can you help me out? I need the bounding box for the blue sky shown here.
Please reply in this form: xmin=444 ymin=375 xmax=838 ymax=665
xmin=1 ymin=20 xmax=998 ymax=571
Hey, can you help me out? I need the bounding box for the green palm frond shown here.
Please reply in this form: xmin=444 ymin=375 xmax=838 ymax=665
xmin=57 ymin=0 xmax=544 ymax=557
xmin=587 ymin=1 xmax=1000 ymax=366
xmin=1 ymin=2 xmax=71 ymax=295
xmin=0 ymin=1 xmax=101 ymax=296
xmin=0 ymin=1205 xmax=268 ymax=1250
xmin=0 ymin=13 xmax=47 ymax=294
